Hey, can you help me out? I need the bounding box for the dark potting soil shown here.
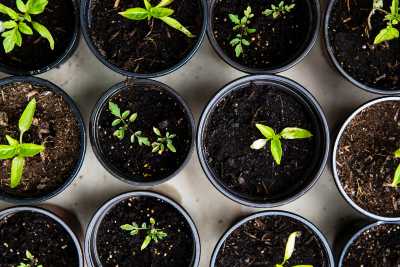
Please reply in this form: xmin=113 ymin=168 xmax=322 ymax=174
xmin=336 ymin=101 xmax=400 ymax=217
xmin=0 ymin=0 xmax=76 ymax=72
xmin=216 ymin=215 xmax=328 ymax=266
xmin=96 ymin=81 xmax=192 ymax=182
xmin=0 ymin=211 xmax=79 ymax=266
xmin=89 ymin=0 xmax=203 ymax=74
xmin=0 ymin=82 xmax=81 ymax=198
xmin=212 ymin=0 xmax=314 ymax=70
xmin=342 ymin=224 xmax=400 ymax=266
xmin=203 ymin=82 xmax=320 ymax=202
xmin=328 ymin=0 xmax=400 ymax=90
xmin=96 ymin=196 xmax=195 ymax=267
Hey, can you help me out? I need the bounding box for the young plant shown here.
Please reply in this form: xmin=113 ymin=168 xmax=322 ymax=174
xmin=263 ymin=1 xmax=296 ymax=19
xmin=374 ymin=0 xmax=400 ymax=44
xmin=228 ymin=6 xmax=256 ymax=57
xmin=250 ymin=124 xmax=312 ymax=165
xmin=390 ymin=148 xmax=400 ymax=187
xmin=0 ymin=98 xmax=44 ymax=188
xmin=275 ymin=232 xmax=313 ymax=267
xmin=151 ymin=127 xmax=176 ymax=155
xmin=120 ymin=217 xmax=168 ymax=251
xmin=17 ymin=250 xmax=43 ymax=267
xmin=119 ymin=0 xmax=194 ymax=38
xmin=0 ymin=0 xmax=54 ymax=53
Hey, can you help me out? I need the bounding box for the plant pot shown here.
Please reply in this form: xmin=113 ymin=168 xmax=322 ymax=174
xmin=324 ymin=0 xmax=400 ymax=95
xmin=84 ymin=191 xmax=201 ymax=267
xmin=197 ymin=74 xmax=329 ymax=207
xmin=90 ymin=79 xmax=195 ymax=186
xmin=338 ymin=221 xmax=400 ymax=266
xmin=207 ymin=0 xmax=320 ymax=74
xmin=211 ymin=210 xmax=335 ymax=266
xmin=0 ymin=206 xmax=84 ymax=266
xmin=0 ymin=0 xmax=80 ymax=76
xmin=80 ymin=0 xmax=207 ymax=78
xmin=0 ymin=76 xmax=86 ymax=204
xmin=332 ymin=96 xmax=400 ymax=221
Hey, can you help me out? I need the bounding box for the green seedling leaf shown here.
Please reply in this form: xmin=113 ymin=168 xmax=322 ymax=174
xmin=26 ymin=0 xmax=48 ymax=14
xmin=229 ymin=14 xmax=240 ymax=24
xmin=19 ymin=22 xmax=33 ymax=35
xmin=5 ymin=135 xmax=19 ymax=146
xmin=26 ymin=250 xmax=33 ymax=260
xmin=0 ymin=145 xmax=18 ymax=159
xmin=395 ymin=148 xmax=400 ymax=158
xmin=167 ymin=142 xmax=176 ymax=153
xmin=121 ymin=224 xmax=135 ymax=231
xmin=2 ymin=29 xmax=17 ymax=53
xmin=19 ymin=143 xmax=44 ymax=157
xmin=250 ymin=139 xmax=267 ymax=150
xmin=112 ymin=119 xmax=121 ymax=126
xmin=256 ymin=123 xmax=275 ymax=139
xmin=10 ymin=156 xmax=25 ymax=188
xmin=144 ymin=0 xmax=152 ymax=10
xmin=16 ymin=0 xmax=27 ymax=13
xmin=159 ymin=16 xmax=194 ymax=37
xmin=283 ymin=231 xmax=300 ymax=263
xmin=109 ymin=101 xmax=121 ymax=117
xmin=280 ymin=127 xmax=313 ymax=139
xmin=392 ymin=164 xmax=400 ymax=187
xmin=153 ymin=127 xmax=161 ymax=136
xmin=122 ymin=110 xmax=130 ymax=119
xmin=270 ymin=137 xmax=282 ymax=165
xmin=19 ymin=98 xmax=36 ymax=135
xmin=113 ymin=129 xmax=125 ymax=140
xmin=129 ymin=113 xmax=138 ymax=122
xmin=141 ymin=235 xmax=152 ymax=250
xmin=156 ymin=0 xmax=174 ymax=7
xmin=150 ymin=7 xmax=174 ymax=18
xmin=263 ymin=1 xmax=295 ymax=19
xmin=374 ymin=25 xmax=399 ymax=44
xmin=0 ymin=3 xmax=19 ymax=20
xmin=119 ymin=7 xmax=149 ymax=20
xmin=3 ymin=21 xmax=17 ymax=29
xmin=31 ymin=21 xmax=54 ymax=49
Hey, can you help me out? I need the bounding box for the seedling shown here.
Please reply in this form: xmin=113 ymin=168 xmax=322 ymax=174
xmin=120 ymin=217 xmax=168 ymax=251
xmin=275 ymin=232 xmax=313 ymax=267
xmin=250 ymin=123 xmax=312 ymax=165
xmin=228 ymin=6 xmax=256 ymax=57
xmin=151 ymin=127 xmax=176 ymax=155
xmin=263 ymin=1 xmax=296 ymax=19
xmin=0 ymin=98 xmax=44 ymax=188
xmin=17 ymin=250 xmax=43 ymax=267
xmin=0 ymin=0 xmax=54 ymax=53
xmin=373 ymin=0 xmax=400 ymax=44
xmin=390 ymin=148 xmax=400 ymax=187
xmin=119 ymin=0 xmax=194 ymax=38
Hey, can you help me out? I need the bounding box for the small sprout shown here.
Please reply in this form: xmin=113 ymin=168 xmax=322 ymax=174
xmin=374 ymin=0 xmax=400 ymax=44
xmin=151 ymin=127 xmax=176 ymax=155
xmin=228 ymin=6 xmax=256 ymax=57
xmin=250 ymin=124 xmax=312 ymax=165
xmin=0 ymin=0 xmax=54 ymax=53
xmin=119 ymin=0 xmax=194 ymax=38
xmin=275 ymin=232 xmax=313 ymax=267
xmin=17 ymin=250 xmax=43 ymax=267
xmin=263 ymin=1 xmax=296 ymax=19
xmin=0 ymin=98 xmax=45 ymax=188
xmin=390 ymin=148 xmax=400 ymax=187
xmin=120 ymin=217 xmax=168 ymax=251
xmin=131 ymin=131 xmax=151 ymax=146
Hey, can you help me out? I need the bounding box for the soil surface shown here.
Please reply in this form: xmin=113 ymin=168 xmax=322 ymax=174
xmin=328 ymin=0 xmax=400 ymax=91
xmin=0 ymin=211 xmax=79 ymax=266
xmin=203 ymin=82 xmax=321 ymax=203
xmin=96 ymin=81 xmax=192 ymax=183
xmin=216 ymin=215 xmax=328 ymax=266
xmin=336 ymin=101 xmax=400 ymax=217
xmin=212 ymin=0 xmax=314 ymax=70
xmin=96 ymin=196 xmax=195 ymax=267
xmin=0 ymin=82 xmax=81 ymax=198
xmin=343 ymin=224 xmax=400 ymax=266
xmin=0 ymin=0 xmax=76 ymax=73
xmin=89 ymin=0 xmax=203 ymax=74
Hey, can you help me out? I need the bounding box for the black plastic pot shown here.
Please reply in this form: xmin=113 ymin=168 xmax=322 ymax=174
xmin=207 ymin=0 xmax=320 ymax=74
xmin=0 ymin=205 xmax=84 ymax=266
xmin=90 ymin=79 xmax=195 ymax=186
xmin=0 ymin=76 xmax=86 ymax=204
xmin=80 ymin=0 xmax=207 ymax=78
xmin=197 ymin=74 xmax=330 ymax=208
xmin=84 ymin=191 xmax=201 ymax=267
xmin=210 ymin=210 xmax=335 ymax=266
xmin=332 ymin=96 xmax=400 ymax=221
xmin=0 ymin=0 xmax=80 ymax=76
xmin=324 ymin=0 xmax=400 ymax=95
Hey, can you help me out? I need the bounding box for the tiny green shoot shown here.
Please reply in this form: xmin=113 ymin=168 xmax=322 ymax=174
xmin=120 ymin=217 xmax=168 ymax=251
xmin=275 ymin=232 xmax=313 ymax=267
xmin=119 ymin=0 xmax=194 ymax=38
xmin=228 ymin=6 xmax=256 ymax=58
xmin=0 ymin=0 xmax=54 ymax=53
xmin=263 ymin=1 xmax=296 ymax=19
xmin=374 ymin=0 xmax=400 ymax=44
xmin=250 ymin=124 xmax=312 ymax=165
xmin=0 ymin=98 xmax=44 ymax=188
xmin=17 ymin=250 xmax=43 ymax=267
xmin=151 ymin=127 xmax=176 ymax=155
xmin=390 ymin=148 xmax=400 ymax=187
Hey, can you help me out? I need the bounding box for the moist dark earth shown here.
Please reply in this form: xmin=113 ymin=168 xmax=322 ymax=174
xmin=96 ymin=81 xmax=192 ymax=183
xmin=328 ymin=0 xmax=400 ymax=90
xmin=0 ymin=211 xmax=79 ymax=266
xmin=204 ymin=82 xmax=322 ymax=203
xmin=212 ymin=0 xmax=314 ymax=70
xmin=89 ymin=0 xmax=203 ymax=74
xmin=216 ymin=215 xmax=329 ymax=266
xmin=336 ymin=101 xmax=400 ymax=218
xmin=0 ymin=82 xmax=81 ymax=199
xmin=0 ymin=0 xmax=76 ymax=73
xmin=96 ymin=196 xmax=195 ymax=267
xmin=342 ymin=224 xmax=400 ymax=266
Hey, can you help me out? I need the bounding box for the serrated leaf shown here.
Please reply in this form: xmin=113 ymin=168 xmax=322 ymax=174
xmin=109 ymin=102 xmax=121 ymax=117
xmin=19 ymin=98 xmax=36 ymax=134
xmin=31 ymin=21 xmax=54 ymax=49
xmin=0 ymin=145 xmax=18 ymax=159
xmin=10 ymin=156 xmax=25 ymax=188
xmin=250 ymin=139 xmax=267 ymax=150
xmin=159 ymin=16 xmax=194 ymax=37
xmin=19 ymin=143 xmax=44 ymax=157
xmin=256 ymin=124 xmax=275 ymax=139
xmin=228 ymin=14 xmax=240 ymax=24
xmin=119 ymin=7 xmax=148 ymax=20
xmin=270 ymin=137 xmax=282 ymax=165
xmin=150 ymin=7 xmax=174 ymax=18
xmin=280 ymin=127 xmax=313 ymax=139
xmin=374 ymin=25 xmax=399 ymax=44
xmin=19 ymin=22 xmax=33 ymax=35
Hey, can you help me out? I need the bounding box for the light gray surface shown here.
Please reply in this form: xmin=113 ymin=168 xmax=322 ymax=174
xmin=0 ymin=22 xmax=378 ymax=266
